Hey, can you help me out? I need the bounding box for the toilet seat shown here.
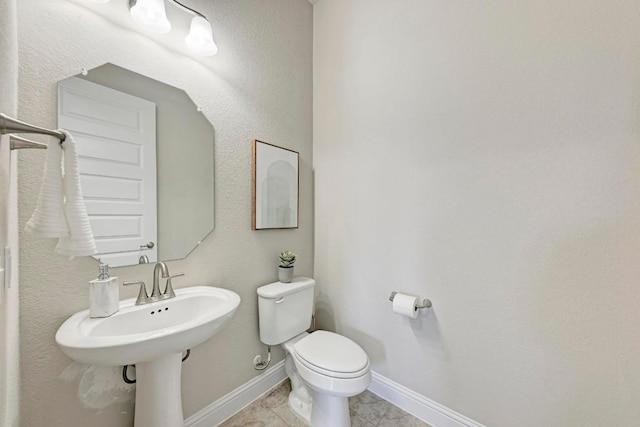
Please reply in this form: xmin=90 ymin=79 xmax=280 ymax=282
xmin=293 ymin=331 xmax=370 ymax=379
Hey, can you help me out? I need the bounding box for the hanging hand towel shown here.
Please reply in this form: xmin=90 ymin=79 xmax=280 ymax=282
xmin=55 ymin=130 xmax=97 ymax=257
xmin=24 ymin=138 xmax=69 ymax=238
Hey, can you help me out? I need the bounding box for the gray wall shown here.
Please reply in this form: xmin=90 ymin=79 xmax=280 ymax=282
xmin=314 ymin=0 xmax=640 ymax=426
xmin=17 ymin=0 xmax=312 ymax=426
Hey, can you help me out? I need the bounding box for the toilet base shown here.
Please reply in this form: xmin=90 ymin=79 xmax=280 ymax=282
xmin=309 ymin=389 xmax=350 ymax=427
xmin=287 ymin=379 xmax=352 ymax=427
xmin=288 ymin=391 xmax=312 ymax=425
xmin=285 ymin=348 xmax=312 ymax=424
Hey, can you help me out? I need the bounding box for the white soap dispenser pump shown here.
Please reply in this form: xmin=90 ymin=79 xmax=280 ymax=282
xmin=89 ymin=261 xmax=119 ymax=318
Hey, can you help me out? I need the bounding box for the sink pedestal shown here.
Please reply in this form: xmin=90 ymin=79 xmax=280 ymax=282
xmin=135 ymin=352 xmax=184 ymax=427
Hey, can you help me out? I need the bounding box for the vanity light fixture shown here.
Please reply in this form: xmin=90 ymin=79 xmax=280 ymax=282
xmin=128 ymin=0 xmax=218 ymax=56
xmin=129 ymin=0 xmax=171 ymax=34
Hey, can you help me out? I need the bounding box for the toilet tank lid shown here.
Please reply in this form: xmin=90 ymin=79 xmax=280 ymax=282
xmin=257 ymin=277 xmax=315 ymax=299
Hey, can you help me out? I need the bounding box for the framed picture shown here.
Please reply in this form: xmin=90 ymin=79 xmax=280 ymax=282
xmin=252 ymin=140 xmax=299 ymax=230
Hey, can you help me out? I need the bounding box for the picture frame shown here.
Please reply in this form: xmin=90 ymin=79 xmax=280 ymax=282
xmin=252 ymin=139 xmax=299 ymax=230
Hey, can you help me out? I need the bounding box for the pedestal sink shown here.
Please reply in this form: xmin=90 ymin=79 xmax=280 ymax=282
xmin=55 ymin=286 xmax=240 ymax=427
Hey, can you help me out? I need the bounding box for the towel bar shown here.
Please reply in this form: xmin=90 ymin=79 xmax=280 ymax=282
xmin=9 ymin=134 xmax=47 ymax=151
xmin=0 ymin=113 xmax=65 ymax=149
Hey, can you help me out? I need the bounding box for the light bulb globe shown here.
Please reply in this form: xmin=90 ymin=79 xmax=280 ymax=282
xmin=185 ymin=16 xmax=218 ymax=56
xmin=130 ymin=0 xmax=171 ymax=34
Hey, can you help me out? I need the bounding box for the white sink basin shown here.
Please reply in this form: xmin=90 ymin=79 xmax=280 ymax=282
xmin=56 ymin=286 xmax=240 ymax=366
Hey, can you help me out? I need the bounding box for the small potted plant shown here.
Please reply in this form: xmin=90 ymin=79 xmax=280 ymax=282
xmin=278 ymin=250 xmax=296 ymax=283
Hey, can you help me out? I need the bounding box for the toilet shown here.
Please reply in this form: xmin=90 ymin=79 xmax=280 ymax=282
xmin=257 ymin=277 xmax=371 ymax=427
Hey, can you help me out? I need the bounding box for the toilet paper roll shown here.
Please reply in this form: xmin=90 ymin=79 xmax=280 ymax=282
xmin=392 ymin=293 xmax=419 ymax=319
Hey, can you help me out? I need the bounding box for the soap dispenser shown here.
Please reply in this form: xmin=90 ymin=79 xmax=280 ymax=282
xmin=89 ymin=262 xmax=119 ymax=318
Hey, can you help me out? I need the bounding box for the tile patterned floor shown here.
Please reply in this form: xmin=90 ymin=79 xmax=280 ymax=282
xmin=220 ymin=380 xmax=431 ymax=427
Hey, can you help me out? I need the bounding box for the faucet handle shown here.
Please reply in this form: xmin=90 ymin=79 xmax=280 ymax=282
xmin=124 ymin=280 xmax=149 ymax=305
xmin=162 ymin=273 xmax=184 ymax=299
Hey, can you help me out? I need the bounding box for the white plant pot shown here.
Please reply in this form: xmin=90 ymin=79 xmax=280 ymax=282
xmin=278 ymin=266 xmax=294 ymax=283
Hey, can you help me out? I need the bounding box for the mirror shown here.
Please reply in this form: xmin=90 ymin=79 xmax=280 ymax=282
xmin=57 ymin=63 xmax=214 ymax=267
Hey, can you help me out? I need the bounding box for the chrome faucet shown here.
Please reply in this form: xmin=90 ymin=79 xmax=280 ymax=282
xmin=151 ymin=262 xmax=169 ymax=300
xmin=123 ymin=262 xmax=185 ymax=305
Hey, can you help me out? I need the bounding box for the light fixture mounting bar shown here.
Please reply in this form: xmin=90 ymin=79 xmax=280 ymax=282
xmin=168 ymin=0 xmax=207 ymax=19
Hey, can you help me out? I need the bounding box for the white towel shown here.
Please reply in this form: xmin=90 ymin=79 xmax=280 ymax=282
xmin=24 ymin=139 xmax=69 ymax=237
xmin=26 ymin=130 xmax=96 ymax=257
xmin=55 ymin=130 xmax=97 ymax=257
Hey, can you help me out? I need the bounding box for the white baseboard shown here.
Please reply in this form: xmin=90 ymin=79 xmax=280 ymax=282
xmin=185 ymin=363 xmax=484 ymax=427
xmin=368 ymin=371 xmax=485 ymax=427
xmin=185 ymin=360 xmax=287 ymax=427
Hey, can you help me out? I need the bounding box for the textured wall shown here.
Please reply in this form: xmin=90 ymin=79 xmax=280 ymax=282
xmin=0 ymin=0 xmax=20 ymax=425
xmin=17 ymin=1 xmax=312 ymax=426
xmin=314 ymin=0 xmax=640 ymax=426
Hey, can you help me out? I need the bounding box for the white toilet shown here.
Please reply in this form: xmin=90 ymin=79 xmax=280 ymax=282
xmin=257 ymin=277 xmax=371 ymax=427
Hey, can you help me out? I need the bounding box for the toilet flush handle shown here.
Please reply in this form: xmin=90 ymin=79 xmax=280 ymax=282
xmin=275 ymin=297 xmax=285 ymax=304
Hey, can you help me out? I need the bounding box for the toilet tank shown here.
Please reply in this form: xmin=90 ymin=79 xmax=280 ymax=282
xmin=257 ymin=277 xmax=315 ymax=345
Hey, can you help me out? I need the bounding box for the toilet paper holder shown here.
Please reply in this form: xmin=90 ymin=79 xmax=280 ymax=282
xmin=389 ymin=291 xmax=432 ymax=309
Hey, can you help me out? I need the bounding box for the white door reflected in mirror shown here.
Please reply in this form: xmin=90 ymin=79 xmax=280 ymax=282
xmin=58 ymin=77 xmax=158 ymax=265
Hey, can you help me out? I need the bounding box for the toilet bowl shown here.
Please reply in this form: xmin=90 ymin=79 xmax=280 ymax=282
xmin=283 ymin=331 xmax=371 ymax=426
xmin=257 ymin=277 xmax=371 ymax=427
